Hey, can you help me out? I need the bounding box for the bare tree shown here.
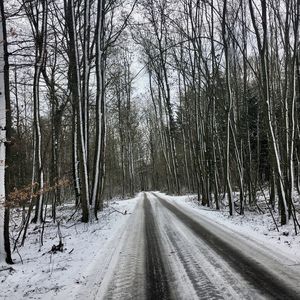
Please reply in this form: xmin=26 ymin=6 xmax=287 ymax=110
xmin=0 ymin=0 xmax=13 ymax=264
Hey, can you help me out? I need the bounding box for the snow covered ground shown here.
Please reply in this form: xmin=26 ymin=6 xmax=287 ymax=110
xmin=1 ymin=191 xmax=300 ymax=299
xmin=0 ymin=193 xmax=141 ymax=300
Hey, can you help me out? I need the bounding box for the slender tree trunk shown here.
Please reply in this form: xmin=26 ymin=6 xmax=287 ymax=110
xmin=31 ymin=0 xmax=48 ymax=224
xmin=0 ymin=0 xmax=12 ymax=264
xmin=249 ymin=0 xmax=288 ymax=225
xmin=222 ymin=0 xmax=234 ymax=215
xmin=82 ymin=0 xmax=91 ymax=183
xmin=91 ymin=0 xmax=106 ymax=218
xmin=65 ymin=0 xmax=89 ymax=222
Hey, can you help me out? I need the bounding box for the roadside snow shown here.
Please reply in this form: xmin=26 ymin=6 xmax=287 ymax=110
xmin=0 ymin=193 xmax=142 ymax=300
xmin=154 ymin=192 xmax=300 ymax=265
xmin=2 ymin=191 xmax=300 ymax=299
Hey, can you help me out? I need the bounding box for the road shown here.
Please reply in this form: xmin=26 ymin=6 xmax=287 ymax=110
xmin=96 ymin=192 xmax=300 ymax=300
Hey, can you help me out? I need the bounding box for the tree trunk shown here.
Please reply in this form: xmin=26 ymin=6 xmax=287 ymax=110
xmin=91 ymin=0 xmax=106 ymax=218
xmin=0 ymin=0 xmax=13 ymax=264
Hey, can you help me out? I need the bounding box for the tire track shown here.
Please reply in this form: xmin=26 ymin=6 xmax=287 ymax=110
xmin=103 ymin=200 xmax=146 ymax=300
xmin=153 ymin=193 xmax=300 ymax=300
xmin=144 ymin=194 xmax=171 ymax=300
xmin=153 ymin=199 xmax=261 ymax=299
xmin=164 ymin=225 xmax=224 ymax=299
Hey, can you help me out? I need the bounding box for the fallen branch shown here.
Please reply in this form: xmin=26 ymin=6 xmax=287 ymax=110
xmin=110 ymin=207 xmax=127 ymax=215
xmin=67 ymin=203 xmax=80 ymax=223
xmin=0 ymin=267 xmax=15 ymax=273
xmin=61 ymin=222 xmax=80 ymax=229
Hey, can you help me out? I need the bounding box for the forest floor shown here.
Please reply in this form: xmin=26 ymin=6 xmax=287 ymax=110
xmin=1 ymin=192 xmax=300 ymax=299
xmin=0 ymin=195 xmax=140 ymax=299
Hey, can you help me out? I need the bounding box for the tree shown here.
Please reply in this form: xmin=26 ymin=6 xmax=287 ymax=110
xmin=0 ymin=0 xmax=13 ymax=264
xmin=21 ymin=0 xmax=48 ymax=224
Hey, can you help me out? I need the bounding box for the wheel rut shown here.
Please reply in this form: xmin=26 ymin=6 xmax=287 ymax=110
xmin=144 ymin=193 xmax=171 ymax=300
xmin=153 ymin=193 xmax=300 ymax=300
xmin=102 ymin=200 xmax=146 ymax=300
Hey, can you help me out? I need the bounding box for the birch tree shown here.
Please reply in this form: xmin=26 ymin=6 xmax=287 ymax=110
xmin=64 ymin=0 xmax=90 ymax=222
xmin=0 ymin=0 xmax=12 ymax=264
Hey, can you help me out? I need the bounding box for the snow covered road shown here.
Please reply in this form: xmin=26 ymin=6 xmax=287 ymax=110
xmin=96 ymin=192 xmax=300 ymax=300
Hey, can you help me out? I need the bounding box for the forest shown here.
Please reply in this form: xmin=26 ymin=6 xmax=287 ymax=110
xmin=0 ymin=0 xmax=300 ymax=268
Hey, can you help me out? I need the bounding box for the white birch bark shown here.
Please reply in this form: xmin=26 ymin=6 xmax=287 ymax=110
xmin=222 ymin=0 xmax=234 ymax=215
xmin=73 ymin=119 xmax=80 ymax=200
xmin=91 ymin=0 xmax=105 ymax=214
xmin=0 ymin=11 xmax=7 ymax=263
xmin=82 ymin=0 xmax=90 ymax=161
xmin=71 ymin=0 xmax=90 ymax=211
xmin=288 ymin=2 xmax=299 ymax=221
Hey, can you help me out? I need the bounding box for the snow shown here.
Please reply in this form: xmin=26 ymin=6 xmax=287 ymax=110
xmin=97 ymin=196 xmax=146 ymax=299
xmin=0 ymin=193 xmax=142 ymax=299
xmin=2 ymin=191 xmax=300 ymax=299
xmin=153 ymin=192 xmax=300 ymax=265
